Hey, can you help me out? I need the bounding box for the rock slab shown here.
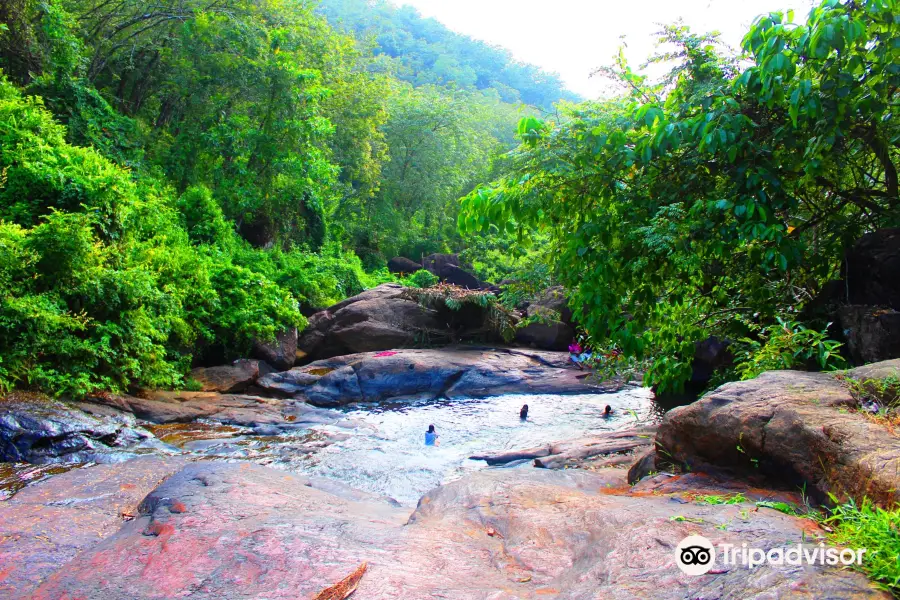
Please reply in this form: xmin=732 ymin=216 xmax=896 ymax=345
xmin=656 ymin=361 xmax=900 ymax=506
xmin=259 ymin=347 xmax=621 ymax=406
xmin=0 ymin=457 xmax=184 ymax=598
xmin=0 ymin=393 xmax=164 ymax=464
xmin=25 ymin=462 xmax=887 ymax=599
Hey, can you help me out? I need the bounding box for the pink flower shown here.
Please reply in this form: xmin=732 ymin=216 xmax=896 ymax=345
xmin=568 ymin=343 xmax=583 ymax=354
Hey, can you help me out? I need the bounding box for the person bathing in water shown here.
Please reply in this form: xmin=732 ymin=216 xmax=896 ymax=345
xmin=425 ymin=424 xmax=440 ymax=446
xmin=603 ymin=405 xmax=613 ymax=418
xmin=520 ymin=404 xmax=529 ymax=420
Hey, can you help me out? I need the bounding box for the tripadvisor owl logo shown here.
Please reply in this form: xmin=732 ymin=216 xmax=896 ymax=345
xmin=674 ymin=535 xmax=867 ymax=575
xmin=675 ymin=535 xmax=716 ymax=575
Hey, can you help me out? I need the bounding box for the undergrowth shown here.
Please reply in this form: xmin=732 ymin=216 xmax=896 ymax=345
xmin=825 ymin=498 xmax=900 ymax=596
xmin=404 ymin=283 xmax=517 ymax=342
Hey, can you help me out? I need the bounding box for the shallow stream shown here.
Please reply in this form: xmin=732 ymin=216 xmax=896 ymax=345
xmin=1 ymin=387 xmax=659 ymax=505
xmin=283 ymin=387 xmax=656 ymax=505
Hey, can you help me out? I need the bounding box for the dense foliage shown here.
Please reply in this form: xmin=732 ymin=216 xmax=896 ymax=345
xmin=460 ymin=0 xmax=899 ymax=391
xmin=4 ymin=0 xmax=895 ymax=397
xmin=0 ymin=0 xmax=574 ymax=396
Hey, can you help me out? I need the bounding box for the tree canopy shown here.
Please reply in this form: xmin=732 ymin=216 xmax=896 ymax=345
xmin=459 ymin=0 xmax=899 ymax=391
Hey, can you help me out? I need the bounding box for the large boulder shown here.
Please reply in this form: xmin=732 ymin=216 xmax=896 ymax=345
xmin=440 ymin=264 xmax=483 ymax=289
xmin=422 ymin=252 xmax=459 ymax=277
xmin=515 ymin=286 xmax=575 ymax=351
xmin=422 ymin=253 xmax=488 ymax=289
xmin=656 ymin=360 xmax=900 ymax=507
xmin=0 ymin=393 xmax=165 ymax=464
xmin=843 ymin=228 xmax=900 ymax=309
xmin=188 ymin=359 xmax=273 ymax=393
xmin=297 ymin=284 xmax=444 ymax=360
xmin=258 ymin=347 xmax=621 ymax=406
xmin=252 ymin=326 xmax=298 ymax=371
xmin=296 ymin=284 xmax=510 ymax=362
xmin=838 ymin=305 xmax=900 ymax=364
xmin=23 ymin=462 xmax=886 ymax=599
xmin=387 ymin=256 xmax=422 ymax=275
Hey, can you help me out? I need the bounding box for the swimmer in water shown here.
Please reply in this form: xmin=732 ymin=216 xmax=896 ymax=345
xmin=425 ymin=424 xmax=440 ymax=446
xmin=603 ymin=405 xmax=613 ymax=417
xmin=520 ymin=404 xmax=529 ymax=420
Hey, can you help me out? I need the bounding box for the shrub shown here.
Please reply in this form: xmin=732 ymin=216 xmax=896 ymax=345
xmin=402 ymin=269 xmax=439 ymax=289
xmin=0 ymin=75 xmax=306 ymax=396
xmin=734 ymin=318 xmax=846 ymax=380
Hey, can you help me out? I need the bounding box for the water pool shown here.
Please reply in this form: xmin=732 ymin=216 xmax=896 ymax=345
xmin=292 ymin=387 xmax=656 ymax=505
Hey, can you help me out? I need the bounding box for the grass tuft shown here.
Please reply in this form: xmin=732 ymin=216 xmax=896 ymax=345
xmin=825 ymin=499 xmax=900 ymax=596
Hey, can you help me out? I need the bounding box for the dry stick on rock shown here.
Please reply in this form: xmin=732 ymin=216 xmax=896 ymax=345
xmin=312 ymin=562 xmax=368 ymax=600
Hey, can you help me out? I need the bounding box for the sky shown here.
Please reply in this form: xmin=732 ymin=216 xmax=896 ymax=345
xmin=393 ymin=0 xmax=818 ymax=98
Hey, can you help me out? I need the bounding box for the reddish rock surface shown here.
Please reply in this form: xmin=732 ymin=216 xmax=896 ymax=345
xmin=0 ymin=457 xmax=184 ymax=598
xmin=22 ymin=462 xmax=885 ymax=599
xmin=656 ymin=361 xmax=900 ymax=506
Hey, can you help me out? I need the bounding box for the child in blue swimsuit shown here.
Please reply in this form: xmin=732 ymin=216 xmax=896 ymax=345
xmin=425 ymin=424 xmax=440 ymax=446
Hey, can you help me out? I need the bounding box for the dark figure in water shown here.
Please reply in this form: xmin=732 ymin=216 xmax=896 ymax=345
xmin=425 ymin=424 xmax=440 ymax=446
xmin=520 ymin=404 xmax=529 ymax=420
xmin=603 ymin=405 xmax=613 ymax=417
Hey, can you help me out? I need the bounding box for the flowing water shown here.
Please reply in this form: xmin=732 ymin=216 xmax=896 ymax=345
xmin=290 ymin=387 xmax=657 ymax=505
xmin=1 ymin=387 xmax=659 ymax=505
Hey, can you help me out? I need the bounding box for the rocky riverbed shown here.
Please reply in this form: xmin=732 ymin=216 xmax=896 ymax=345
xmin=1 ymin=352 xmax=898 ymax=598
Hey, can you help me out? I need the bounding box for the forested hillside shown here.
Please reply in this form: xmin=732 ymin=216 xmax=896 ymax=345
xmin=317 ymin=0 xmax=580 ymax=109
xmin=1 ymin=0 xmax=897 ymax=399
xmin=0 ymin=0 xmax=573 ymax=395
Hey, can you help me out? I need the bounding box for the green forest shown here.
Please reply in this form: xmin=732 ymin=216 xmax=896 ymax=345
xmin=0 ymin=0 xmax=897 ymax=396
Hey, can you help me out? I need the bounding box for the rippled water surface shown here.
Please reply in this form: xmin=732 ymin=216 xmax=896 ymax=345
xmin=294 ymin=387 xmax=656 ymax=505
xmin=1 ymin=388 xmax=658 ymax=504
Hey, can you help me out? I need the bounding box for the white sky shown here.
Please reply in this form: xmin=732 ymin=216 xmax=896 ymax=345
xmin=393 ymin=0 xmax=818 ymax=98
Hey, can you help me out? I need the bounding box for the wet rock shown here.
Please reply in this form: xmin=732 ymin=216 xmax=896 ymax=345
xmin=656 ymin=361 xmax=900 ymax=506
xmin=0 ymin=393 xmax=164 ymax=464
xmin=252 ymin=326 xmax=298 ymax=370
xmin=387 ymin=256 xmax=422 ymax=275
xmin=27 ymin=462 xmax=887 ymax=599
xmin=258 ymin=347 xmax=622 ymax=406
xmin=85 ymin=390 xmax=343 ymax=428
xmin=470 ymin=426 xmax=656 ymax=469
xmin=838 ymin=305 xmax=900 ymax=364
xmin=0 ymin=457 xmax=184 ymax=599
xmin=189 ymin=358 xmax=273 ymax=393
